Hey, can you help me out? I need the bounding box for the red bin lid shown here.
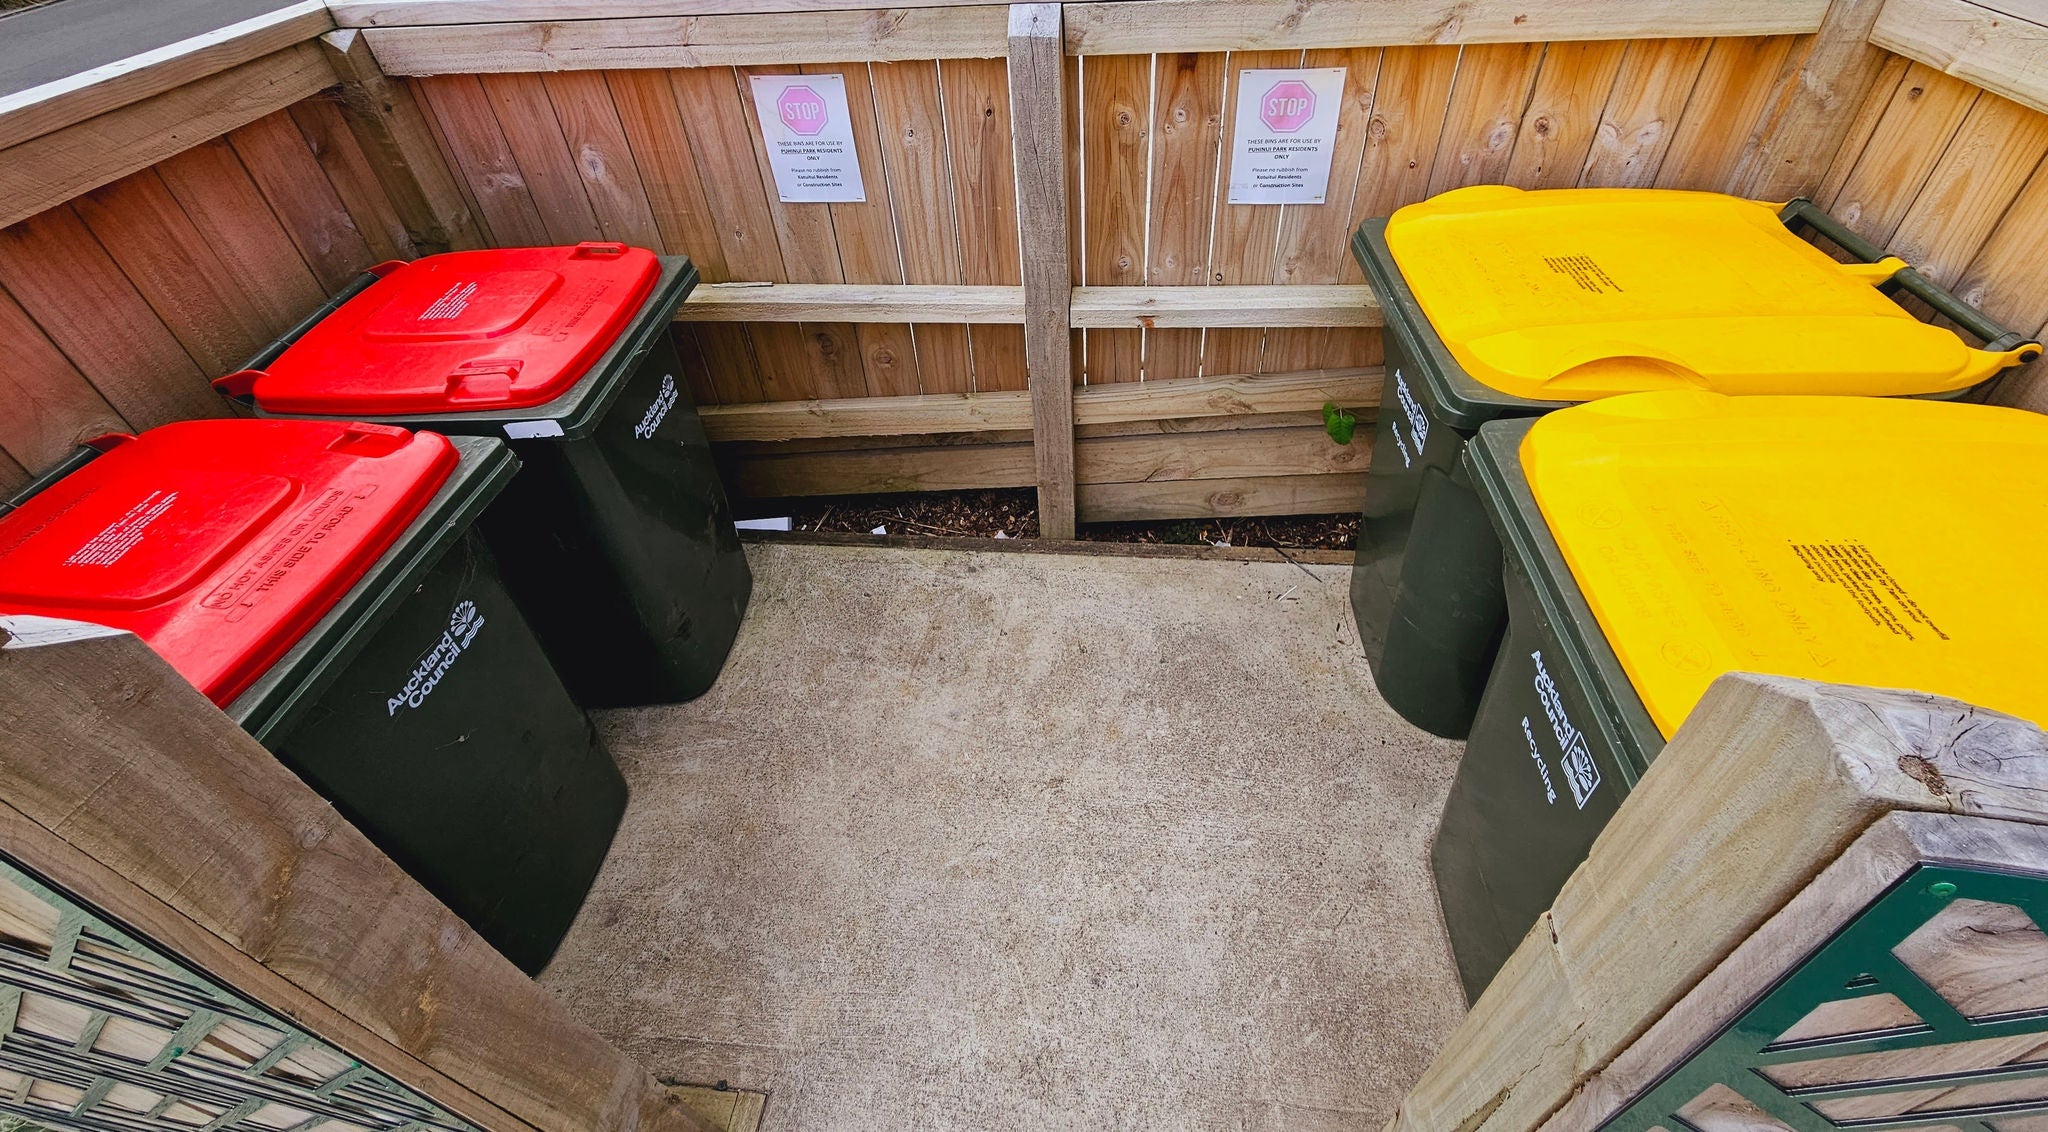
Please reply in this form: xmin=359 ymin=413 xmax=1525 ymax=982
xmin=0 ymin=419 xmax=456 ymax=705
xmin=248 ymin=243 xmax=660 ymax=415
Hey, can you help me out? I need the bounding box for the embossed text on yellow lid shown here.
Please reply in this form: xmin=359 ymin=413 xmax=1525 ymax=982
xmin=1521 ymin=391 xmax=2048 ymax=736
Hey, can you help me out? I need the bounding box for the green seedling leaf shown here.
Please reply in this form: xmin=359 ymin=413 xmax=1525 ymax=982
xmin=1323 ymin=401 xmax=1357 ymax=445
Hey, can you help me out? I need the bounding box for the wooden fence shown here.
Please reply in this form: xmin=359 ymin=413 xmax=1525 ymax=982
xmin=3 ymin=0 xmax=2047 ymax=535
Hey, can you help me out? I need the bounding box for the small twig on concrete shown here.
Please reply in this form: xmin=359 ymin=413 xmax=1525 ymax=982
xmin=1272 ymin=543 xmax=1323 ymax=583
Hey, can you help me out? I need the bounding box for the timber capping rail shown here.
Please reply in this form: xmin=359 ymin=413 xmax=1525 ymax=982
xmin=1387 ymin=673 xmax=2048 ymax=1132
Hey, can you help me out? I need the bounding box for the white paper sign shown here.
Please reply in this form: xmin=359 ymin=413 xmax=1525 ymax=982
xmin=1227 ymin=68 xmax=1348 ymax=205
xmin=748 ymin=73 xmax=867 ymax=203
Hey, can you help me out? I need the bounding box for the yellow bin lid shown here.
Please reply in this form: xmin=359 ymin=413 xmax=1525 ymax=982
xmin=1387 ymin=186 xmax=2029 ymax=399
xmin=1522 ymin=391 xmax=2048 ymax=736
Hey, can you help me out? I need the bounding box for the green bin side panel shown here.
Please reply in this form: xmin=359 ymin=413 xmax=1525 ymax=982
xmin=1604 ymin=863 xmax=2048 ymax=1132
xmin=1432 ymin=553 xmax=1629 ymax=1003
xmin=483 ymin=328 xmax=752 ymax=707
xmin=1348 ymin=218 xmax=1561 ymax=740
xmin=1352 ymin=363 xmax=1509 ymax=739
xmin=272 ymin=531 xmax=625 ymax=976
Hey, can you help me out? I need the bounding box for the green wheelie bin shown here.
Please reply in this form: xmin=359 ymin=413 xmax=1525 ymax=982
xmin=1437 ymin=391 xmax=2048 ymax=1002
xmin=0 ymin=420 xmax=623 ymax=975
xmin=1350 ymin=186 xmax=2039 ymax=739
xmin=216 ymin=243 xmax=750 ymax=709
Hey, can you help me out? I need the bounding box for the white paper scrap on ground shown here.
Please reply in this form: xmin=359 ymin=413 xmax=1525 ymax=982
xmin=871 ymin=525 xmax=888 ymax=535
xmin=1227 ymin=68 xmax=1347 ymax=205
xmin=735 ymin=517 xmax=793 ymax=532
xmin=749 ymin=73 xmax=867 ymax=203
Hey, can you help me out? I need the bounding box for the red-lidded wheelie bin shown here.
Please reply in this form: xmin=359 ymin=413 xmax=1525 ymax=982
xmin=216 ymin=243 xmax=749 ymax=708
xmin=0 ymin=419 xmax=622 ymax=975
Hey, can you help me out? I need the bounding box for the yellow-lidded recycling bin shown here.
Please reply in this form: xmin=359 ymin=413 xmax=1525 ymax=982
xmin=1436 ymin=391 xmax=2048 ymax=1002
xmin=1349 ymin=186 xmax=2039 ymax=739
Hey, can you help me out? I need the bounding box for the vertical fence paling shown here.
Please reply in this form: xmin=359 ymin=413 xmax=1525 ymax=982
xmin=1008 ymin=3 xmax=1078 ymax=537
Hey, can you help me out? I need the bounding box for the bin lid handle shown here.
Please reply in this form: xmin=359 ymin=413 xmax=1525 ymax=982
xmin=212 ymin=369 xmax=262 ymax=404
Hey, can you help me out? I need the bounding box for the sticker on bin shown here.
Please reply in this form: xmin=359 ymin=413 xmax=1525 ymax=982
xmin=634 ymin=374 xmax=679 ymax=439
xmin=0 ymin=420 xmax=455 ymax=706
xmin=1521 ymin=391 xmax=2048 ymax=736
xmin=236 ymin=245 xmax=660 ymax=416
xmin=1531 ymin=650 xmax=1599 ymax=809
xmin=388 ymin=598 xmax=486 ymax=715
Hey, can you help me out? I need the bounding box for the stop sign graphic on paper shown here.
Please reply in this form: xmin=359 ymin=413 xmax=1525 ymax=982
xmin=1259 ymin=79 xmax=1317 ymax=133
xmin=777 ymin=85 xmax=829 ymax=136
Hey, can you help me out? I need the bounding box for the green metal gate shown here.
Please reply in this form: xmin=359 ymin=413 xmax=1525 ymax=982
xmin=1607 ymin=864 xmax=2048 ymax=1132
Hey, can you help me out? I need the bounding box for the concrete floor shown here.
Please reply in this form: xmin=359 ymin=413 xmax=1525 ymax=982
xmin=540 ymin=541 xmax=1468 ymax=1132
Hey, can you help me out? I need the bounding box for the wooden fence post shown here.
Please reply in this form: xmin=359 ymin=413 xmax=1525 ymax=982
xmin=1387 ymin=673 xmax=2048 ymax=1132
xmin=1007 ymin=2 xmax=1078 ymax=540
xmin=0 ymin=616 xmax=708 ymax=1132
xmin=320 ymin=28 xmax=485 ymax=255
xmin=1729 ymin=0 xmax=1892 ymax=200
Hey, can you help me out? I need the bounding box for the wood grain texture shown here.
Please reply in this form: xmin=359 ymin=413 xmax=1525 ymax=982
xmin=0 ymin=43 xmax=339 ymax=232
xmin=0 ymin=289 xmax=127 ymax=472
xmin=290 ymin=96 xmax=417 ymax=262
xmin=873 ymin=59 xmax=973 ymax=395
xmin=1071 ymin=285 xmax=1378 ymax=327
xmin=732 ymin=63 xmax=861 ymax=400
xmin=811 ymin=61 xmax=920 ymax=398
xmin=1503 ymin=39 xmax=1629 ymax=190
xmin=1010 ymin=2 xmax=1077 ymax=538
xmin=415 ymin=73 xmax=554 ymax=247
xmin=152 ymin=136 xmax=328 ymax=332
xmin=1889 ymin=90 xmax=2048 ymax=287
xmin=337 ymin=0 xmax=1011 ymax=23
xmin=1268 ymin=47 xmax=1384 ymax=371
xmin=722 ymin=428 xmax=1369 ymax=508
xmin=0 ymin=206 xmax=219 ymax=428
xmin=1953 ymin=155 xmax=2048 ymax=342
xmin=1201 ymin=49 xmax=1299 ymax=378
xmin=1387 ymin=675 xmax=2048 ymax=1132
xmin=321 ymin=29 xmax=486 ymax=254
xmin=1079 ymin=52 xmax=1151 ymax=384
xmin=1873 ymin=0 xmax=2048 ymax=118
xmin=1426 ymin=41 xmax=1545 ymax=195
xmin=679 ymin=283 xmax=1025 ymax=322
xmin=229 ymin=109 xmax=382 ymax=293
xmin=1076 ymin=471 xmax=1369 ymax=520
xmin=943 ymin=56 xmax=1029 ymax=392
xmin=71 ymin=171 xmax=275 ymax=375
xmin=1061 ymin=0 xmax=1828 ymax=55
xmin=480 ymin=71 xmax=606 ymax=244
xmin=542 ymin=69 xmax=666 ymax=248
xmin=1545 ymin=813 xmax=2048 ymax=1131
xmin=696 ymin=365 xmax=1381 ymax=439
xmin=1654 ymin=34 xmax=1799 ymax=192
xmin=1142 ymin=51 xmax=1226 ymax=383
xmin=1825 ymin=62 xmax=1981 ymax=246
xmin=360 ymin=7 xmax=1012 ymax=74
xmin=1729 ymin=0 xmax=1894 ymax=199
xmin=0 ymin=619 xmax=713 ymax=1132
xmin=1577 ymin=36 xmax=1712 ymax=187
xmin=0 ymin=0 xmax=332 ymax=152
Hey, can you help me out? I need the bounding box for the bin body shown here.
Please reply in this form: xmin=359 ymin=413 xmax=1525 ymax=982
xmin=1441 ymin=394 xmax=2048 ymax=1001
xmin=257 ymin=528 xmax=623 ymax=975
xmin=1348 ymin=187 xmax=2032 ymax=739
xmin=1435 ymin=419 xmax=1658 ymax=1001
xmin=0 ymin=423 xmax=623 ymax=975
xmin=234 ymin=247 xmax=751 ymax=707
xmin=1352 ymin=219 xmax=1556 ymax=738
